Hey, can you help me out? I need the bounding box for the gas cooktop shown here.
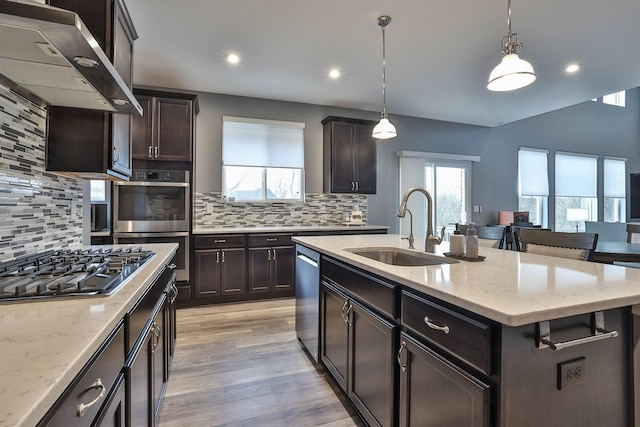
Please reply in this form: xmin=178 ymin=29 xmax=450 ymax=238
xmin=0 ymin=247 xmax=155 ymax=302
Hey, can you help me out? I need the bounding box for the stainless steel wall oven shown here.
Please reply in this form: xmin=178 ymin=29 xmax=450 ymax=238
xmin=114 ymin=169 xmax=190 ymax=281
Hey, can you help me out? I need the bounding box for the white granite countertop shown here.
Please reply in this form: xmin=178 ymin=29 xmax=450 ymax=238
xmin=0 ymin=243 xmax=178 ymax=427
xmin=292 ymin=234 xmax=640 ymax=327
xmin=193 ymin=224 xmax=389 ymax=234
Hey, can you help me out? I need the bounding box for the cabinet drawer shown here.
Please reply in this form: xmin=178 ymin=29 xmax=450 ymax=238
xmin=194 ymin=234 xmax=245 ymax=249
xmin=248 ymin=233 xmax=292 ymax=247
xmin=322 ymin=257 xmax=397 ymax=319
xmin=41 ymin=322 xmax=125 ymax=427
xmin=401 ymin=291 xmax=493 ymax=376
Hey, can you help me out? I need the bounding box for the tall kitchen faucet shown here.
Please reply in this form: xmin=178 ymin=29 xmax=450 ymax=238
xmin=396 ymin=187 xmax=442 ymax=253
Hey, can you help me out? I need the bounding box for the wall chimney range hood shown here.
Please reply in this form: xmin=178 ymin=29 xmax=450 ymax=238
xmin=0 ymin=0 xmax=142 ymax=115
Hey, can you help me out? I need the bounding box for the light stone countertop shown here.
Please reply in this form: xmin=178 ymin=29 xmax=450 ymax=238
xmin=292 ymin=234 xmax=640 ymax=327
xmin=0 ymin=243 xmax=178 ymax=427
xmin=193 ymin=224 xmax=389 ymax=234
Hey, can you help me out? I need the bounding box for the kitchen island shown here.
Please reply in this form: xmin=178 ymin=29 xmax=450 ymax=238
xmin=293 ymin=234 xmax=640 ymax=427
xmin=0 ymin=243 xmax=177 ymax=427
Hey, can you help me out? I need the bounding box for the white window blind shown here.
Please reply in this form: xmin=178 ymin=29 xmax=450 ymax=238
xmin=604 ymin=157 xmax=626 ymax=198
xmin=518 ymin=148 xmax=549 ymax=196
xmin=222 ymin=116 xmax=304 ymax=168
xmin=555 ymin=153 xmax=597 ymax=197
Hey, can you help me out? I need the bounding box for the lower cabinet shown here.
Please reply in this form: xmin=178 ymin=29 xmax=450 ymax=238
xmin=397 ymin=332 xmax=490 ymax=427
xmin=194 ymin=235 xmax=246 ymax=297
xmin=93 ymin=373 xmax=126 ymax=427
xmin=321 ymin=282 xmax=396 ymax=427
xmin=248 ymin=246 xmax=294 ymax=293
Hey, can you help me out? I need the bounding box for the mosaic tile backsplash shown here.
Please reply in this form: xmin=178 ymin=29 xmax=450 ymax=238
xmin=194 ymin=192 xmax=367 ymax=228
xmin=0 ymin=87 xmax=83 ymax=261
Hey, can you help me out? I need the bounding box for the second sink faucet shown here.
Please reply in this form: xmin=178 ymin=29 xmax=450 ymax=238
xmin=396 ymin=187 xmax=442 ymax=253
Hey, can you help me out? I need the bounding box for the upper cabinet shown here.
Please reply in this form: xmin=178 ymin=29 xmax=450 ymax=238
xmin=132 ymin=89 xmax=199 ymax=163
xmin=45 ymin=0 xmax=137 ymax=180
xmin=322 ymin=116 xmax=377 ymax=194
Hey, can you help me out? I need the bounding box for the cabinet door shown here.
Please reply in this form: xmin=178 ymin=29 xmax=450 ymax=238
xmin=349 ymin=301 xmax=395 ymax=427
xmin=248 ymin=248 xmax=271 ymax=293
xmin=93 ymin=373 xmax=126 ymax=427
xmin=220 ymin=248 xmax=247 ymax=294
xmin=398 ymin=333 xmax=490 ymax=427
xmin=155 ymin=97 xmax=193 ymax=161
xmin=272 ymin=246 xmax=294 ymax=291
xmin=128 ymin=330 xmax=153 ymax=427
xmin=320 ymin=284 xmax=349 ymax=391
xmin=195 ymin=250 xmax=221 ymax=296
xmin=353 ymin=123 xmax=377 ymax=194
xmin=151 ymin=306 xmax=166 ymax=422
xmin=132 ymin=95 xmax=154 ymax=160
xmin=330 ymin=122 xmax=356 ymax=193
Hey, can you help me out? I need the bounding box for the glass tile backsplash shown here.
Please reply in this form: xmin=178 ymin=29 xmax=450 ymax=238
xmin=0 ymin=87 xmax=82 ymax=261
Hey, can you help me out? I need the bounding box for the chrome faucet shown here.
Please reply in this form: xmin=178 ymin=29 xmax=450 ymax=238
xmin=397 ymin=187 xmax=442 ymax=253
xmin=401 ymin=208 xmax=415 ymax=249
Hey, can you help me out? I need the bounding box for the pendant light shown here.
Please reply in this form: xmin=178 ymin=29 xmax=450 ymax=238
xmin=487 ymin=0 xmax=536 ymax=92
xmin=372 ymin=15 xmax=397 ymax=140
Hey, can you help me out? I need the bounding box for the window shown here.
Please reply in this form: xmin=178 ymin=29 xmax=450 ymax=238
xmin=90 ymin=180 xmax=107 ymax=202
xmin=555 ymin=153 xmax=597 ymax=232
xmin=518 ymin=148 xmax=549 ymax=228
xmin=222 ymin=117 xmax=305 ymax=202
xmin=603 ymin=157 xmax=626 ymax=223
xmin=398 ymin=151 xmax=475 ymax=238
xmin=603 ymin=90 xmax=626 ymax=107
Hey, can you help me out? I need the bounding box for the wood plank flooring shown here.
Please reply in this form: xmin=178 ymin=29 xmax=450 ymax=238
xmin=158 ymin=298 xmax=364 ymax=427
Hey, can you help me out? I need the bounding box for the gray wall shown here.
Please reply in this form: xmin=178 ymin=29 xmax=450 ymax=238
xmin=192 ymin=88 xmax=640 ymax=234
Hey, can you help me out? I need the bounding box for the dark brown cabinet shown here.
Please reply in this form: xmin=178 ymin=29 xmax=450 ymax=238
xmin=45 ymin=0 xmax=137 ymax=180
xmin=194 ymin=235 xmax=246 ymax=297
xmin=128 ymin=324 xmax=153 ymax=427
xmin=132 ymin=90 xmax=198 ymax=162
xmin=248 ymin=234 xmax=294 ymax=293
xmin=398 ymin=333 xmax=490 ymax=427
xmin=322 ymin=116 xmax=377 ymax=194
xmin=320 ymin=282 xmax=396 ymax=427
xmin=93 ymin=374 xmax=126 ymax=427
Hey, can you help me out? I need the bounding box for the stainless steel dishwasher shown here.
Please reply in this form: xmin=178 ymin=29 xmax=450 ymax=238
xmin=295 ymin=244 xmax=321 ymax=362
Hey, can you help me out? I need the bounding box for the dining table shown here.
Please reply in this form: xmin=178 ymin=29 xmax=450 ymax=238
xmin=592 ymin=240 xmax=640 ymax=264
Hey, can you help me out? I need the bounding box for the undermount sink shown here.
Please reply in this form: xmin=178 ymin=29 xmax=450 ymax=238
xmin=344 ymin=247 xmax=459 ymax=267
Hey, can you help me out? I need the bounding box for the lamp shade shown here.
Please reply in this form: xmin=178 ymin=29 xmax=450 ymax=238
xmin=487 ymin=53 xmax=536 ymax=91
xmin=372 ymin=117 xmax=397 ymax=139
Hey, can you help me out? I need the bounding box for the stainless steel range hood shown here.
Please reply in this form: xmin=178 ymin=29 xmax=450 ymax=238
xmin=0 ymin=0 xmax=142 ymax=115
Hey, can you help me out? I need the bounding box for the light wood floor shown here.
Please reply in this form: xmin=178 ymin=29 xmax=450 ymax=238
xmin=158 ymin=298 xmax=364 ymax=427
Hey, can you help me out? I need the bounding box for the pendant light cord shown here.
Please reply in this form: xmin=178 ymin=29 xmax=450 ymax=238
xmin=381 ymin=23 xmax=387 ymax=115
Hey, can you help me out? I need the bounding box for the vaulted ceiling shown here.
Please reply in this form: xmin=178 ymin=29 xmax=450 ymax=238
xmin=125 ymin=0 xmax=640 ymax=127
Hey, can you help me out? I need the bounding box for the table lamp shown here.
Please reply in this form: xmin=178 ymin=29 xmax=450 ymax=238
xmin=566 ymin=208 xmax=588 ymax=232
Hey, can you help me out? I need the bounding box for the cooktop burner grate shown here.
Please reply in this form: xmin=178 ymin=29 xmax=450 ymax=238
xmin=0 ymin=247 xmax=155 ymax=302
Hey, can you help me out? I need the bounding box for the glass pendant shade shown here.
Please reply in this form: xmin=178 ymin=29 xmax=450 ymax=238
xmin=372 ymin=115 xmax=397 ymax=139
xmin=487 ymin=53 xmax=536 ymax=91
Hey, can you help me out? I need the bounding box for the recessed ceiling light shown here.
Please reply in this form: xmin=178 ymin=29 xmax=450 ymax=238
xmin=329 ymin=69 xmax=340 ymax=79
xmin=226 ymin=53 xmax=240 ymax=64
xmin=565 ymin=63 xmax=581 ymax=73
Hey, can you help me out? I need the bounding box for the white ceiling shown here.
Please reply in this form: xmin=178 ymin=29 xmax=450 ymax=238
xmin=125 ymin=0 xmax=640 ymax=127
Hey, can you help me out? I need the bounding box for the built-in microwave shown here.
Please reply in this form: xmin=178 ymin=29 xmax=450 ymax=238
xmin=113 ymin=169 xmax=190 ymax=233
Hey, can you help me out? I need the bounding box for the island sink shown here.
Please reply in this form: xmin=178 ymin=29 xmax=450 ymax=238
xmin=345 ymin=246 xmax=458 ymax=266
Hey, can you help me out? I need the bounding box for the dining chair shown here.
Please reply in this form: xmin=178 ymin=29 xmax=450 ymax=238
xmin=517 ymin=228 xmax=599 ymax=261
xmin=626 ymin=224 xmax=640 ymax=244
xmin=476 ymin=225 xmax=506 ymax=249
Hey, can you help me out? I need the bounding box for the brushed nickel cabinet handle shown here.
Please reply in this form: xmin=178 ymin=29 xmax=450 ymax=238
xmin=112 ymin=145 xmax=120 ymax=163
xmin=351 ymin=181 xmax=355 ymax=191
xmin=214 ymin=239 xmax=226 ymax=243
xmin=266 ymin=237 xmax=277 ymax=242
xmin=424 ymin=316 xmax=450 ymax=334
xmin=267 ymin=249 xmax=271 ymax=261
xmin=154 ymin=146 xmax=159 ymax=158
xmin=355 ymin=181 xmax=359 ymax=191
xmin=340 ymin=301 xmax=349 ymax=323
xmin=168 ymin=263 xmax=177 ymax=270
xmin=216 ymin=251 xmax=220 ymax=263
xmin=272 ymin=248 xmax=276 ymax=260
xmin=222 ymin=251 xmax=225 ymax=263
xmin=76 ymin=378 xmax=106 ymax=417
xmin=397 ymin=341 xmax=407 ymax=373
xmin=148 ymin=146 xmax=152 ymax=158
xmin=345 ymin=303 xmax=353 ymax=327
xmin=151 ymin=323 xmax=161 ymax=353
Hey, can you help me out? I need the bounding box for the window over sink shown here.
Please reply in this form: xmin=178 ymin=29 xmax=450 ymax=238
xmin=222 ymin=116 xmax=305 ymax=202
